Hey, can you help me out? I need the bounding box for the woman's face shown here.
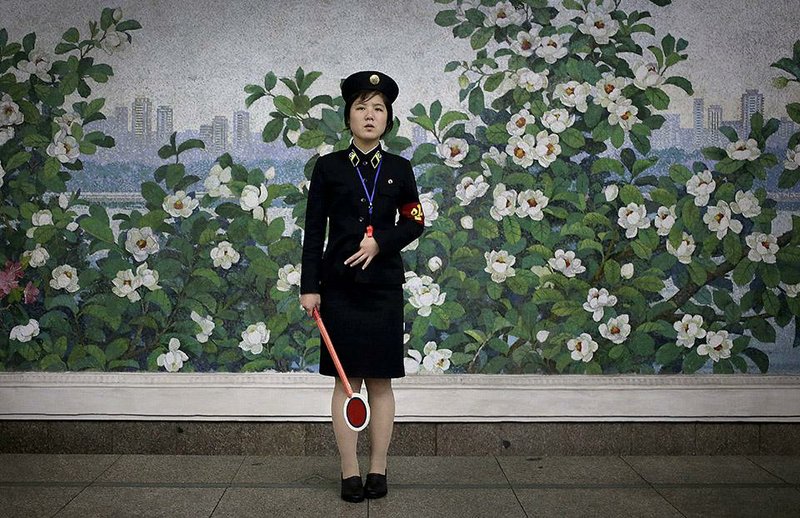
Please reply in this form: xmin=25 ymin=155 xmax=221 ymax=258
xmin=349 ymin=93 xmax=388 ymax=142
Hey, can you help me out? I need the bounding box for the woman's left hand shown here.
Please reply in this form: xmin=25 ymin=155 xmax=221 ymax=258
xmin=344 ymin=233 xmax=380 ymax=270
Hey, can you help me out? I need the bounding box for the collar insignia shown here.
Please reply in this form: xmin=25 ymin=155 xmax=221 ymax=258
xmin=371 ymin=150 xmax=382 ymax=169
xmin=348 ymin=150 xmax=360 ymax=167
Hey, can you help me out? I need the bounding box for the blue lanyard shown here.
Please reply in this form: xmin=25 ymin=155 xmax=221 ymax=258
xmin=354 ymin=159 xmax=383 ymax=221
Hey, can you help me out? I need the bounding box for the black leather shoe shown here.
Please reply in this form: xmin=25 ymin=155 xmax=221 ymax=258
xmin=364 ymin=471 xmax=387 ymax=499
xmin=340 ymin=474 xmax=364 ymax=503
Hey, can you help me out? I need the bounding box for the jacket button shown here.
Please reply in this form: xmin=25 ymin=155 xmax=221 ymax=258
xmin=360 ymin=197 xmax=366 ymax=203
xmin=358 ymin=217 xmax=364 ymax=222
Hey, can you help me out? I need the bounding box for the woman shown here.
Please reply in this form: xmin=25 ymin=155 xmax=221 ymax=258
xmin=299 ymin=70 xmax=425 ymax=503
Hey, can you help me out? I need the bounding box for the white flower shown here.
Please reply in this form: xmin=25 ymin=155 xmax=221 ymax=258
xmin=745 ymin=232 xmax=779 ymax=263
xmin=32 ymin=209 xmax=53 ymax=227
xmin=540 ymin=108 xmax=575 ymax=133
xmin=555 ymin=81 xmax=592 ymax=113
xmin=515 ymin=189 xmax=549 ymax=220
xmin=480 ymin=147 xmax=507 ymax=176
xmin=583 ymin=288 xmax=618 ymax=322
xmin=402 ymin=238 xmax=419 ymax=251
xmin=264 ymin=166 xmax=276 ymax=180
xmin=190 ymin=311 xmax=215 ymax=343
xmin=599 ymin=314 xmax=631 ymax=344
xmin=427 ymin=256 xmax=442 ymax=272
xmin=0 ymin=162 xmax=5 ymax=187
xmin=438 ymin=137 xmax=469 ymax=168
xmin=674 ymin=314 xmax=707 ymax=348
xmin=204 ymin=164 xmax=233 ymax=198
xmin=536 ymin=34 xmax=570 ymax=64
xmin=484 ymin=249 xmax=516 ymax=283
xmin=654 ymin=205 xmax=677 ymax=236
xmin=730 ymin=190 xmax=762 ymax=218
xmin=17 ymin=49 xmax=53 ymax=81
xmin=316 ymin=143 xmax=334 ymax=156
xmin=0 ymin=94 xmax=24 ymax=125
xmin=785 ymin=144 xmax=800 ymax=170
xmin=54 ymin=112 xmax=82 ymax=135
xmin=516 ymin=68 xmax=550 ymax=92
xmin=163 ymin=190 xmax=198 ymax=218
xmin=532 ymin=130 xmax=561 ymax=168
xmin=23 ymin=244 xmax=50 ymax=267
xmin=607 ymin=98 xmax=640 ymax=130
xmin=460 ymin=215 xmax=474 ymax=229
xmin=404 ymin=348 xmax=422 ymax=374
xmin=157 ymin=338 xmax=189 ymax=372
xmin=490 ymin=183 xmax=518 ymax=221
xmin=111 ymin=268 xmax=142 ymax=302
xmin=211 ymin=241 xmax=240 ymax=269
xmin=621 ymin=263 xmax=634 ymax=279
xmin=100 ymin=29 xmax=130 ymax=55
xmin=276 ymin=263 xmax=301 ymax=292
xmin=10 ymin=319 xmax=40 ymax=342
xmin=604 ymin=184 xmax=619 ymax=202
xmin=286 ymin=129 xmax=301 ymax=144
xmin=484 ymin=1 xmax=524 ymax=27
xmin=406 ymin=274 xmax=446 ymax=317
xmin=46 ymin=130 xmax=80 ymax=164
xmin=578 ymin=11 xmax=619 ymax=44
xmin=421 ymin=341 xmax=453 ymax=374
xmin=49 ymin=264 xmax=79 ymax=293
xmin=617 ymin=202 xmax=650 ymax=238
xmin=239 ymin=322 xmax=270 ymax=355
xmin=781 ymin=283 xmax=800 ymax=298
xmin=703 ymin=201 xmax=743 ymax=239
xmin=667 ymin=232 xmax=696 ymax=264
xmin=511 ymin=30 xmax=540 ymax=56
xmin=0 ymin=127 xmax=13 ymax=145
xmin=66 ymin=222 xmax=78 ymax=232
xmin=536 ymin=330 xmax=550 ymax=343
xmin=697 ymin=330 xmax=733 ymax=362
xmin=297 ymin=179 xmax=310 ymax=193
xmin=507 ymin=108 xmax=534 ymax=137
xmin=726 ymin=139 xmax=761 ymax=161
xmin=58 ymin=193 xmax=70 ymax=209
xmin=506 ymin=134 xmax=538 ymax=168
xmin=593 ymin=73 xmax=628 ymax=108
xmin=125 ymin=227 xmax=160 ymax=262
xmin=456 ymin=174 xmax=490 ymax=206
xmin=419 ymin=192 xmax=439 ymax=227
xmin=567 ymin=333 xmax=599 ymax=362
xmin=632 ymin=61 xmax=665 ymax=90
xmin=239 ymin=184 xmax=269 ymax=220
xmin=548 ymin=249 xmax=586 ymax=278
xmin=136 ymin=262 xmax=161 ymax=291
xmin=685 ymin=169 xmax=716 ymax=207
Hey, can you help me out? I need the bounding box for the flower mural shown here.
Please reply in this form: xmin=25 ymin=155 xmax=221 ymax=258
xmin=1 ymin=1 xmax=799 ymax=377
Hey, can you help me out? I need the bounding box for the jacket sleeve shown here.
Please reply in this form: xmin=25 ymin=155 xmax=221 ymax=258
xmin=300 ymin=158 xmax=327 ymax=294
xmin=373 ymin=159 xmax=425 ymax=256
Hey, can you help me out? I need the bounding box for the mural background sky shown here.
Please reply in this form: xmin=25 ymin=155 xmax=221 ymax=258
xmin=4 ymin=0 xmax=799 ymax=135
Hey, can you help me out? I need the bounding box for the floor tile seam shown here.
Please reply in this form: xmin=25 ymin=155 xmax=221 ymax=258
xmin=207 ymin=486 xmax=229 ymax=518
xmin=492 ymin=455 xmax=529 ymax=518
xmin=618 ymin=455 xmax=689 ymax=518
xmin=48 ymin=452 xmax=122 ymax=518
xmin=743 ymin=454 xmax=796 ymax=485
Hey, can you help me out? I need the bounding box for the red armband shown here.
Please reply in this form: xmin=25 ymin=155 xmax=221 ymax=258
xmin=401 ymin=201 xmax=425 ymax=225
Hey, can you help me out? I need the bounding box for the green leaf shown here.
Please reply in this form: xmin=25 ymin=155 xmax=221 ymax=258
xmin=297 ymin=129 xmax=326 ymax=149
xmin=591 ymin=158 xmax=624 ymax=175
xmin=645 ymin=87 xmax=670 ymax=109
xmin=560 ymin=128 xmax=585 ymax=148
xmin=669 ymin=164 xmax=692 ymax=184
xmin=79 ymin=216 xmax=114 ymax=243
xmin=619 ymin=184 xmax=645 ymax=205
xmin=177 ymin=138 xmax=205 ymax=154
xmin=786 ymin=103 xmax=800 ymax=124
xmin=664 ymin=76 xmax=693 ymax=95
xmin=742 ymin=347 xmax=769 ymax=373
xmin=468 ymin=87 xmax=484 ymax=116
xmin=471 ymin=27 xmax=493 ymax=50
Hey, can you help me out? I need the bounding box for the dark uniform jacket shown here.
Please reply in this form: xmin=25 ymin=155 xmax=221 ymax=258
xmin=300 ymin=142 xmax=425 ymax=294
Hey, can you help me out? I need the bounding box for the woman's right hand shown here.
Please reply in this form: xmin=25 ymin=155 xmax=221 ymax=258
xmin=300 ymin=293 xmax=321 ymax=317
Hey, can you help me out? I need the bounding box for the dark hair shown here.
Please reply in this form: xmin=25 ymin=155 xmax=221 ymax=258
xmin=344 ymin=90 xmax=394 ymax=138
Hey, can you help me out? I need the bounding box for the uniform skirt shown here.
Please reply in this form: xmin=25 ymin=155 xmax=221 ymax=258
xmin=318 ymin=279 xmax=405 ymax=379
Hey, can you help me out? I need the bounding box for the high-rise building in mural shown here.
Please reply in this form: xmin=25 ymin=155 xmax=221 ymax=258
xmin=707 ymin=104 xmax=723 ymax=131
xmin=211 ymin=115 xmax=228 ymax=155
xmin=693 ymin=98 xmax=705 ymax=146
xmin=156 ymin=105 xmax=174 ymax=147
xmin=741 ymin=89 xmax=764 ymax=138
xmin=233 ymin=110 xmax=251 ymax=151
xmin=131 ymin=96 xmax=153 ymax=147
xmin=112 ymin=106 xmax=129 ymax=138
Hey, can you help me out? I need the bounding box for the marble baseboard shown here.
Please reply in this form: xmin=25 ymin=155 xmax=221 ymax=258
xmin=2 ymin=421 xmax=799 ymax=455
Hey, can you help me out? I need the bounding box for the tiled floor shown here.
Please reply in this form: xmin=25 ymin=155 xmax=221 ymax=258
xmin=1 ymin=454 xmax=798 ymax=517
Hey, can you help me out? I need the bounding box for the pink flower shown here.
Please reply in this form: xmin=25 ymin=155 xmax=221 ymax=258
xmin=4 ymin=260 xmax=23 ymax=279
xmin=23 ymin=282 xmax=39 ymax=304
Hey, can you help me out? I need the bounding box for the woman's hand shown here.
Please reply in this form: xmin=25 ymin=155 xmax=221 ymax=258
xmin=344 ymin=233 xmax=380 ymax=270
xmin=300 ymin=293 xmax=321 ymax=317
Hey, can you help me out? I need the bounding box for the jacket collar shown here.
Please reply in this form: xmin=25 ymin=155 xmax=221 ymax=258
xmin=348 ymin=139 xmax=383 ymax=169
